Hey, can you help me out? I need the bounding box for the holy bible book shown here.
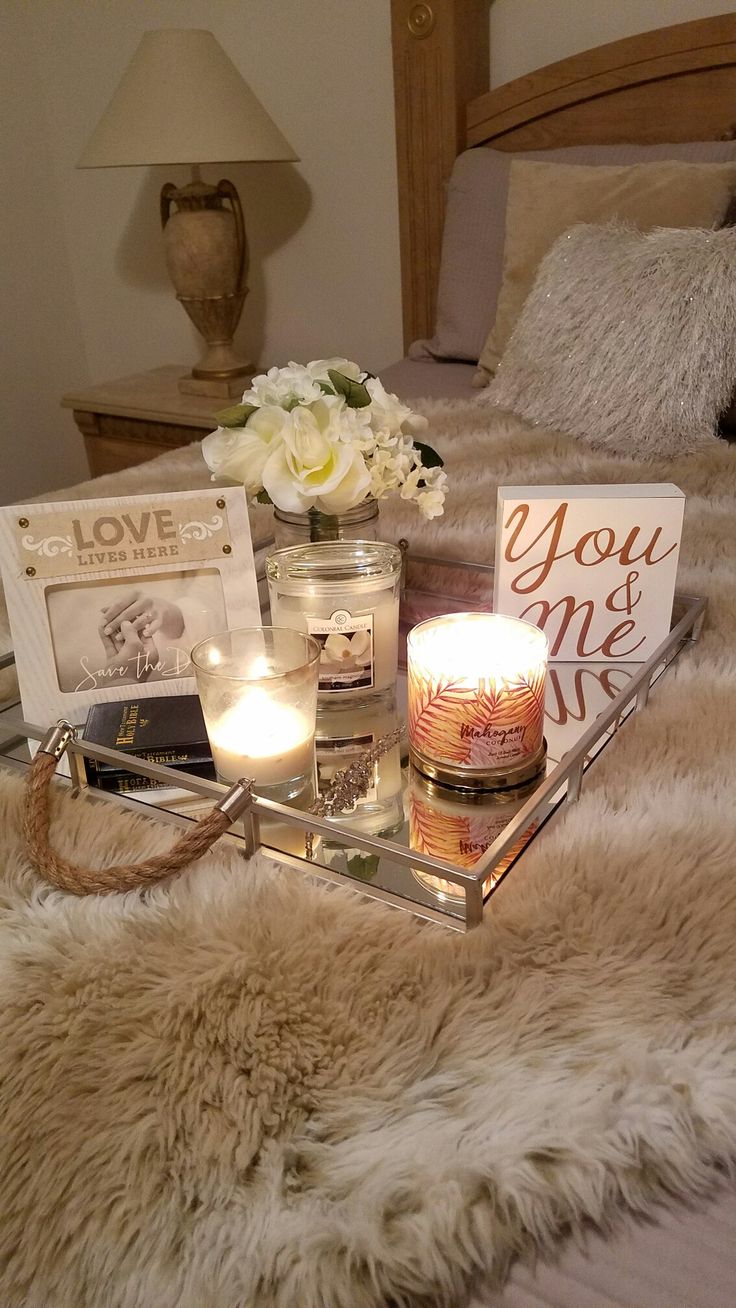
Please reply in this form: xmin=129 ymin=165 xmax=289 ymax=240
xmin=493 ymin=484 xmax=685 ymax=662
xmin=83 ymin=695 xmax=215 ymax=792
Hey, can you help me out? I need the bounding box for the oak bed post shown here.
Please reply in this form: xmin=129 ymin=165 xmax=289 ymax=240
xmin=391 ymin=0 xmax=491 ymax=350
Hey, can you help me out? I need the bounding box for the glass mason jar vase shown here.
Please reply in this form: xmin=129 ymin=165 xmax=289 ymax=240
xmin=272 ymin=500 xmax=380 ymax=549
xmin=267 ymin=540 xmax=402 ymax=704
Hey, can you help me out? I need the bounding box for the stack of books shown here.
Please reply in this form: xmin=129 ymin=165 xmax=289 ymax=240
xmin=82 ymin=695 xmax=215 ymax=794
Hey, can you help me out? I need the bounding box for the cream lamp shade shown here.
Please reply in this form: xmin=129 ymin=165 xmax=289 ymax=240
xmin=78 ymin=29 xmax=299 ymax=397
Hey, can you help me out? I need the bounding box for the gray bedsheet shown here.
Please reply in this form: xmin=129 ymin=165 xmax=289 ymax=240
xmin=380 ymin=356 xmax=478 ymax=400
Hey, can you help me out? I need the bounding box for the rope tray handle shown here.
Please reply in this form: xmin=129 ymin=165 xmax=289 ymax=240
xmin=23 ymin=721 xmax=255 ymax=896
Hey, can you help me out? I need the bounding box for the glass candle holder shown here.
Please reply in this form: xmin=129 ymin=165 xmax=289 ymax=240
xmin=191 ymin=626 xmax=319 ymax=803
xmin=407 ymin=611 xmax=548 ymax=791
xmin=266 ymin=541 xmax=402 ymax=703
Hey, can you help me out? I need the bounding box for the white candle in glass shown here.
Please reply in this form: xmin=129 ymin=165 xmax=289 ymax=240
xmin=207 ymin=688 xmax=315 ymax=787
xmin=267 ymin=542 xmax=402 ymax=699
xmin=192 ymin=628 xmax=319 ymax=802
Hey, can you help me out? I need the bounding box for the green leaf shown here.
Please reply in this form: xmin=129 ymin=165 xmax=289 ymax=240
xmin=316 ymin=379 xmax=335 ymax=395
xmin=216 ymin=402 xmax=258 ymax=428
xmin=346 ymin=853 xmax=380 ymax=882
xmin=255 ymin=489 xmax=273 ymax=505
xmin=413 ymin=440 xmax=444 ymax=469
xmin=328 ymin=369 xmax=371 ymax=408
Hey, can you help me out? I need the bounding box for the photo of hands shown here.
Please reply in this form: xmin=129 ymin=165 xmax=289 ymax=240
xmin=45 ymin=569 xmax=227 ymax=693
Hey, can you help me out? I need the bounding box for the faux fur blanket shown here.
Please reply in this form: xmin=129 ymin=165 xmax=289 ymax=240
xmin=2 ymin=404 xmax=736 ymax=1308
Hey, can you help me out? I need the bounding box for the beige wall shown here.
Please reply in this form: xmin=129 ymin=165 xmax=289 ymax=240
xmin=2 ymin=0 xmax=735 ymax=503
xmin=2 ymin=0 xmax=402 ymax=504
xmin=490 ymin=0 xmax=736 ymax=86
xmin=32 ymin=0 xmax=402 ymax=387
xmin=1 ymin=4 xmax=90 ymax=503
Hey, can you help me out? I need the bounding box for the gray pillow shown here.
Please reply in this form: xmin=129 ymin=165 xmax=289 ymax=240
xmin=478 ymin=222 xmax=736 ymax=460
xmin=411 ymin=141 xmax=736 ymax=365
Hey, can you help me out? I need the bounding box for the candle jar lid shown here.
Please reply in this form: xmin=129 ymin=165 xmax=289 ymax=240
xmin=266 ymin=540 xmax=402 ymax=593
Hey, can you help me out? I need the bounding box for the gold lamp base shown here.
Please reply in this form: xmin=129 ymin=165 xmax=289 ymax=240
xmin=160 ymin=173 xmax=255 ymax=399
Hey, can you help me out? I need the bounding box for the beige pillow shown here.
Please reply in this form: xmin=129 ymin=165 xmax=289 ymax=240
xmin=475 ymin=159 xmax=736 ymax=384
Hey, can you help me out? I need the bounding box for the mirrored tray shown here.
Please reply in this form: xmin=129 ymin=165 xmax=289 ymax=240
xmin=0 ymin=550 xmax=706 ymax=932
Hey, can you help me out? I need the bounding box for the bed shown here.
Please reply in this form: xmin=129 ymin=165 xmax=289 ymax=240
xmin=388 ymin=11 xmax=736 ymax=1307
xmin=3 ymin=12 xmax=736 ymax=1308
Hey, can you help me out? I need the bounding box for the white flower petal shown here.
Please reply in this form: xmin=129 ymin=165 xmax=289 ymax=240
xmin=262 ymin=444 xmax=314 ymax=512
xmin=307 ymin=357 xmax=362 ymax=382
xmin=315 ymin=447 xmax=371 ymax=514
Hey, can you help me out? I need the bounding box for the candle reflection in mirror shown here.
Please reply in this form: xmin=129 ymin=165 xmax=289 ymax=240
xmin=409 ymin=768 xmax=538 ymax=902
xmin=316 ymin=694 xmax=404 ymax=844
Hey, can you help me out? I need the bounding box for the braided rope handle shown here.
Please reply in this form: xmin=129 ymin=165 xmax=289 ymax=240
xmin=23 ymin=722 xmax=254 ymax=896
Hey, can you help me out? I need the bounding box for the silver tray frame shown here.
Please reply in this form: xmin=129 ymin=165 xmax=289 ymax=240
xmin=0 ymin=550 xmax=707 ymax=932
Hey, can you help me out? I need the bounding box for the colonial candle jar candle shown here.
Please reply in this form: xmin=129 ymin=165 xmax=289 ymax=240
xmin=191 ymin=627 xmax=319 ymax=803
xmin=407 ymin=611 xmax=548 ymax=790
xmin=267 ymin=541 xmax=402 ymax=703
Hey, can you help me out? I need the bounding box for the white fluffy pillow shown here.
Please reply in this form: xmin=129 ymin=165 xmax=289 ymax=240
xmin=478 ymin=222 xmax=736 ymax=459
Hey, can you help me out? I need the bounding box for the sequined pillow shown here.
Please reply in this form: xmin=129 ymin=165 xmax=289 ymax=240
xmin=478 ymin=222 xmax=736 ymax=460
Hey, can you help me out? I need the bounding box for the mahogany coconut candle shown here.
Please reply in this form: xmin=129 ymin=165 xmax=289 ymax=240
xmin=407 ymin=611 xmax=548 ymax=791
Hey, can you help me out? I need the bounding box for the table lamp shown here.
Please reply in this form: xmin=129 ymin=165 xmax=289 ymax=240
xmin=77 ymin=29 xmax=299 ymax=398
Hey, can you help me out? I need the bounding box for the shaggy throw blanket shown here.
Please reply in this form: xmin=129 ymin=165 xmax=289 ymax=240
xmin=2 ymin=404 xmax=736 ymax=1308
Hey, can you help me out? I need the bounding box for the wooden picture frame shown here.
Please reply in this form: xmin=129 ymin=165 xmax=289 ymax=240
xmin=0 ymin=487 xmax=260 ymax=737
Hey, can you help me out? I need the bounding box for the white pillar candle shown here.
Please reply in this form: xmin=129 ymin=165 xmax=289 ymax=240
xmin=207 ymin=688 xmax=315 ymax=787
xmin=408 ymin=611 xmax=548 ymax=789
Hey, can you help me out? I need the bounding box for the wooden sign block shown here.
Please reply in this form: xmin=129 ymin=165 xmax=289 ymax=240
xmin=494 ymin=485 xmax=685 ymax=662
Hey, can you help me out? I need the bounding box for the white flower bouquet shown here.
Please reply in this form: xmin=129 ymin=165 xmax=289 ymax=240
xmin=201 ymin=358 xmax=447 ymax=520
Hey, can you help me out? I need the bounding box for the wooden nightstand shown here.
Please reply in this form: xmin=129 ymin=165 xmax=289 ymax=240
xmin=62 ymin=366 xmax=222 ymax=478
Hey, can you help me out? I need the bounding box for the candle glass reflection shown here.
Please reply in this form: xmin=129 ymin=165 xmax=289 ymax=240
xmin=409 ymin=768 xmax=539 ymax=902
xmin=408 ymin=611 xmax=548 ymax=791
xmin=315 ymin=694 xmax=404 ymax=844
xmin=191 ymin=627 xmax=319 ymax=804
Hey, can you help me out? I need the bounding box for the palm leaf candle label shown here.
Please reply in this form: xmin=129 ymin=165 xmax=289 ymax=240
xmin=407 ymin=612 xmax=548 ymax=790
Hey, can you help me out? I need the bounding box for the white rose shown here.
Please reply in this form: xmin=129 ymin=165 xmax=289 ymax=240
xmin=201 ymin=407 xmax=289 ymax=494
xmin=316 ymin=446 xmax=370 ymax=514
xmin=262 ymin=396 xmax=371 ymax=513
xmin=307 ymin=357 xmax=363 ymax=383
xmin=365 ymin=377 xmax=428 ymax=438
xmin=246 ymin=363 xmax=322 ymax=408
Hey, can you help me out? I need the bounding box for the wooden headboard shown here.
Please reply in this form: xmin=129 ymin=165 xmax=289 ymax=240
xmin=391 ymin=5 xmax=736 ymax=348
